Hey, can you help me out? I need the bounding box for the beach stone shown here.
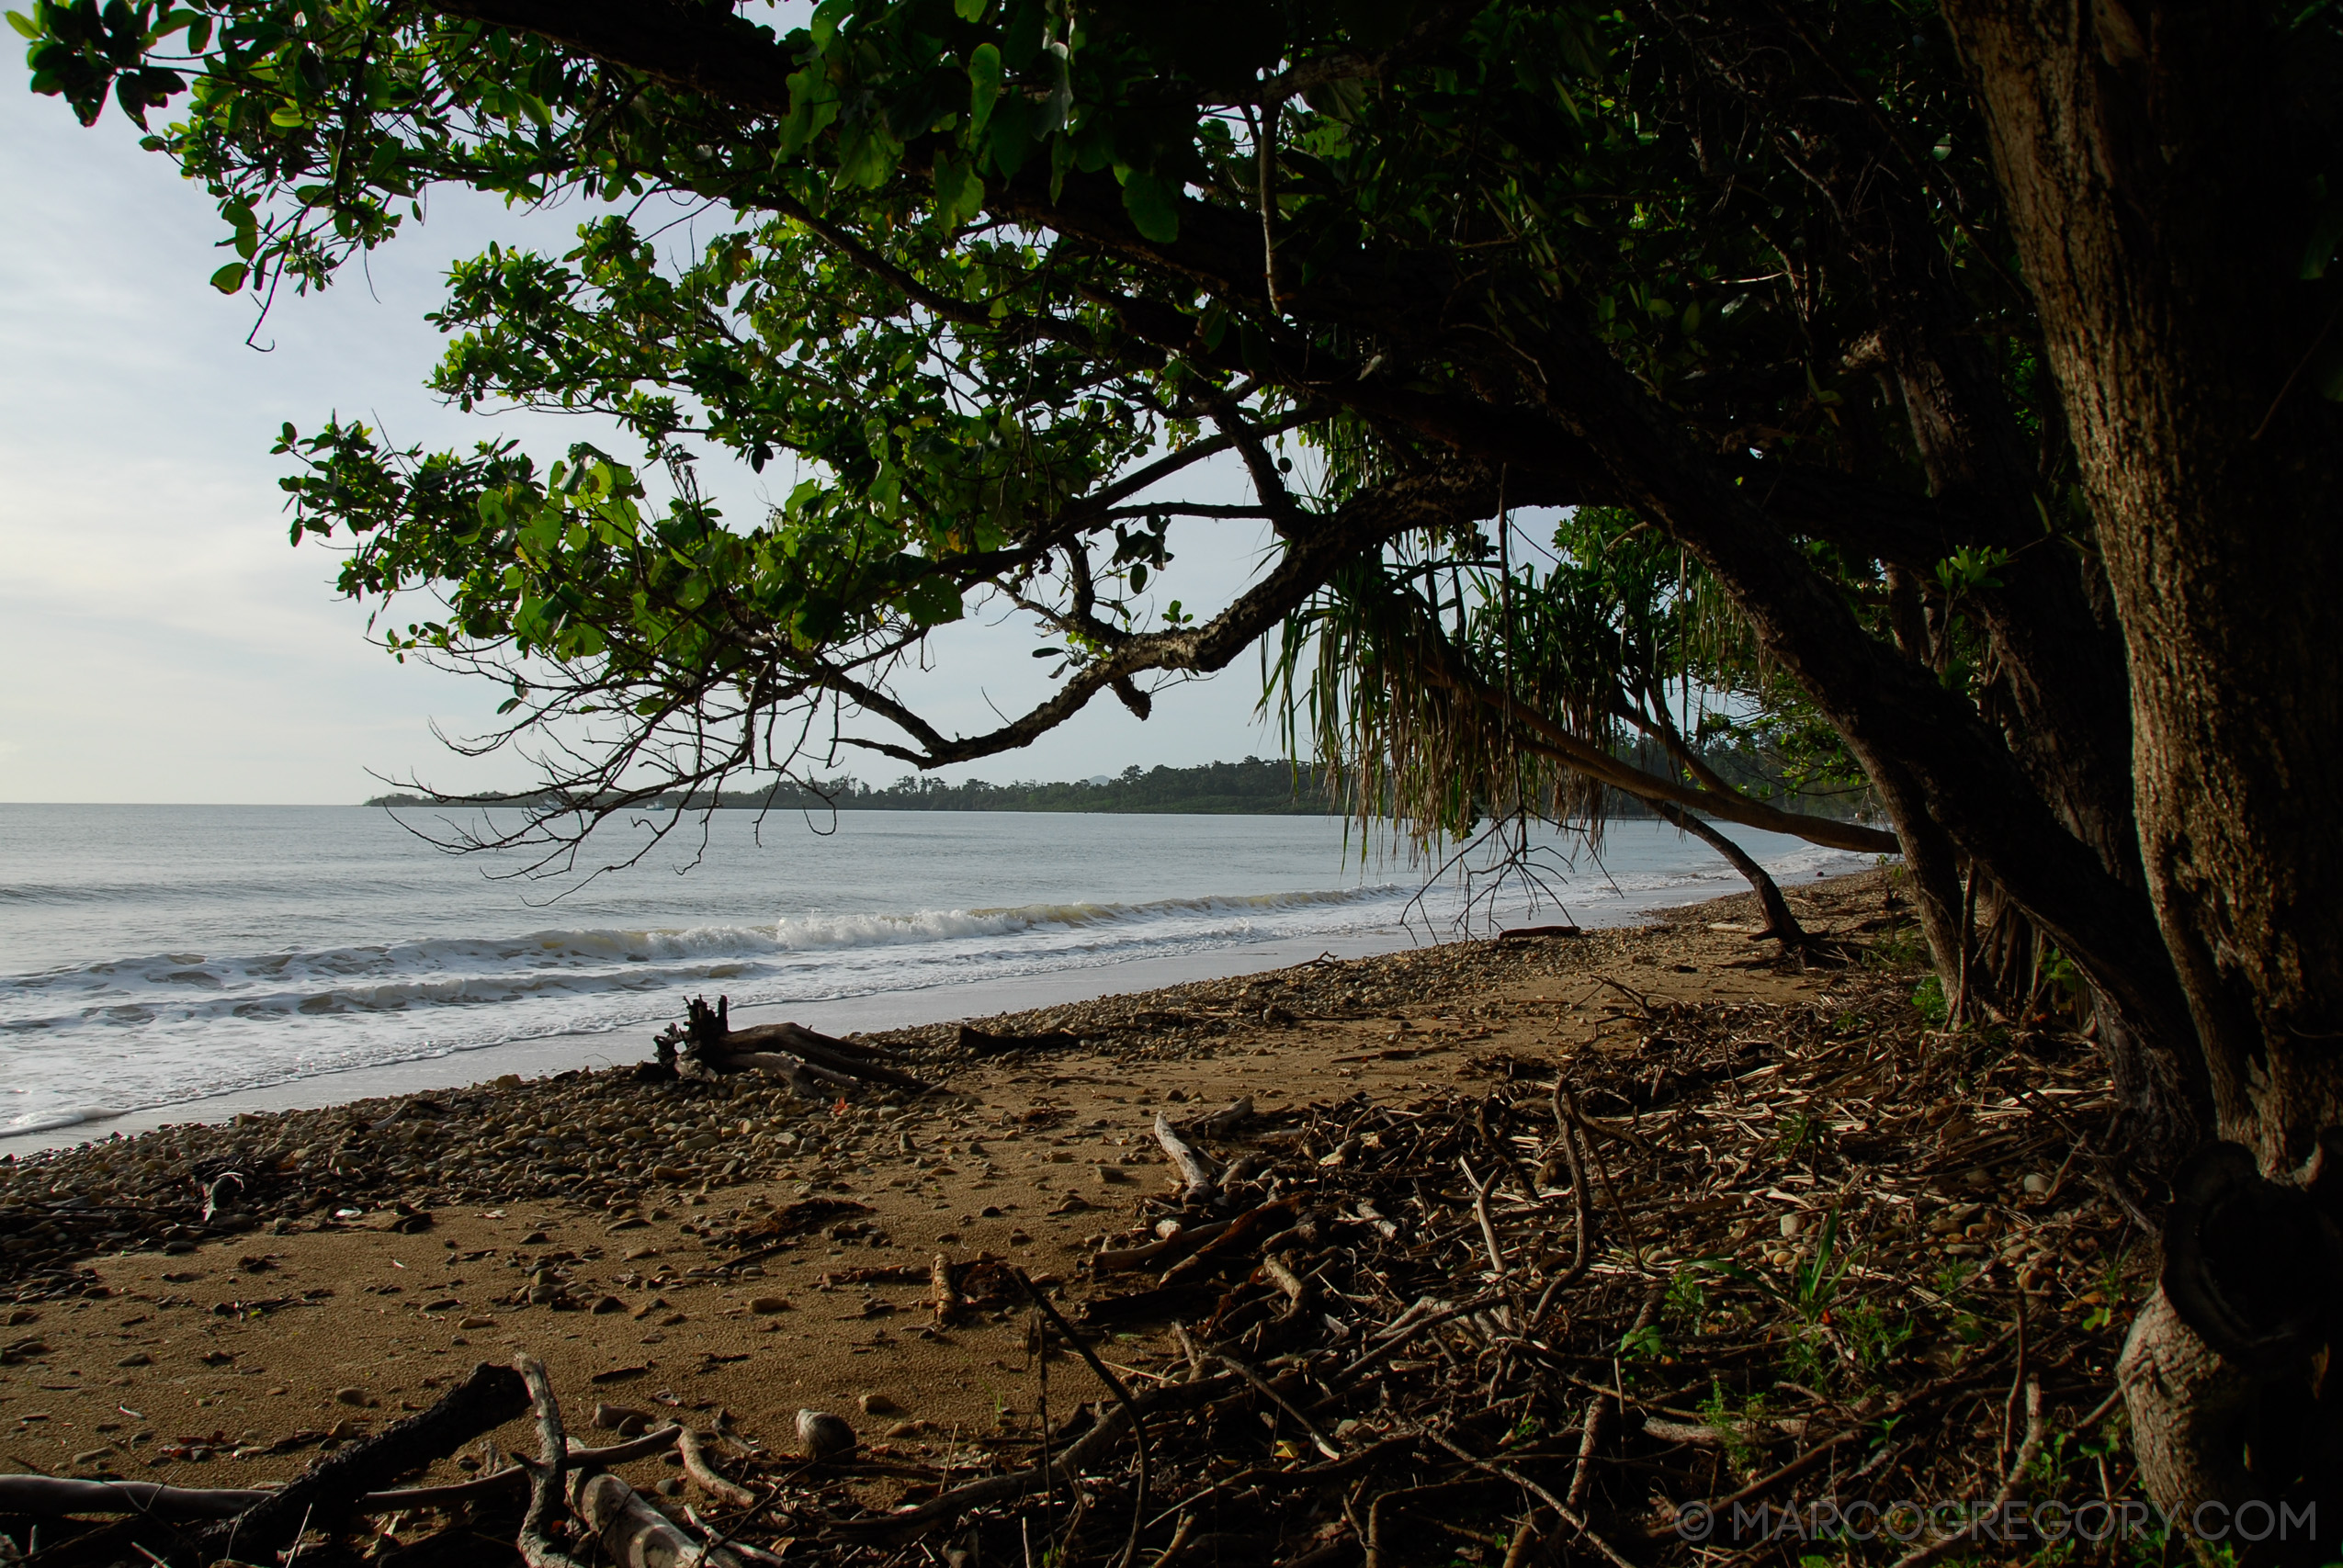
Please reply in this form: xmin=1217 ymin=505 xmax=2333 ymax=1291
xmin=858 ymin=1393 xmax=901 ymax=1416
xmin=117 ymin=1351 xmax=153 ymax=1367
xmin=748 ymin=1295 xmax=791 ymax=1315
xmin=797 ymin=1409 xmax=855 ymax=1461
xmin=458 ymin=1315 xmax=494 ymax=1330
xmin=1095 ymin=1165 xmax=1132 ymax=1184
xmin=594 ymin=1403 xmax=647 ymax=1430
xmin=590 ymin=1294 xmax=626 ymax=1314
xmin=2021 ymin=1172 xmax=2051 ymax=1195
xmin=334 ymin=1387 xmax=369 ymax=1406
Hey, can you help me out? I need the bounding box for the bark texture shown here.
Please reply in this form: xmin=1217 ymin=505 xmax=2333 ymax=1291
xmin=1945 ymin=0 xmax=2343 ymax=1535
xmin=1947 ymin=0 xmax=2343 ymax=1173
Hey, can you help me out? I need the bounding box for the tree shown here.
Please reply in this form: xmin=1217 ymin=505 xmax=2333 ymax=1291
xmin=19 ymin=0 xmax=2340 ymax=1528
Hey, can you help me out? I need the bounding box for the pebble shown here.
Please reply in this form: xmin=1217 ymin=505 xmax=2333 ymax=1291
xmin=748 ymin=1295 xmax=791 ymax=1315
xmin=334 ymin=1387 xmax=368 ymax=1406
xmin=796 ymin=1409 xmax=855 ymax=1461
xmin=2022 ymin=1172 xmax=2052 ymax=1195
xmin=1778 ymin=1213 xmax=1805 ymax=1238
xmin=458 ymin=1315 xmax=495 ymax=1330
xmin=858 ymin=1393 xmax=901 ymax=1416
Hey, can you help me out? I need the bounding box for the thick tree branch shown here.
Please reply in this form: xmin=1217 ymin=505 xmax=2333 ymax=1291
xmin=831 ymin=464 xmax=1511 ymax=768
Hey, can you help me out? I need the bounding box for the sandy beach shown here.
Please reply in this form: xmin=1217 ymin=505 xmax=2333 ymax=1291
xmin=0 ymin=872 xmax=2145 ymax=1564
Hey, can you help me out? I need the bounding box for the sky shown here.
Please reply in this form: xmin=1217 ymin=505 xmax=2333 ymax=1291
xmin=0 ymin=65 xmax=1290 ymax=805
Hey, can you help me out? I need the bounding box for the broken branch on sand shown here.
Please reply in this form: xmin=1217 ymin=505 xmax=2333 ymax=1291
xmin=1151 ymin=1109 xmax=1220 ymax=1204
xmin=655 ymin=996 xmax=934 ymax=1093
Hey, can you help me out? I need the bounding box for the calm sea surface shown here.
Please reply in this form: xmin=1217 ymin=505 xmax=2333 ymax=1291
xmin=0 ymin=806 xmax=1868 ymax=1137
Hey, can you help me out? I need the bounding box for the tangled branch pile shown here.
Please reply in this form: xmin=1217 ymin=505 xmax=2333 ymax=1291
xmin=5 ymin=953 xmax=2156 ymax=1566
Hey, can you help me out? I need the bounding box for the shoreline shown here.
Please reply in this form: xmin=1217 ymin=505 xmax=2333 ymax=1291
xmin=0 ymin=866 xmax=2150 ymax=1558
xmin=1 ymin=931 xmax=1426 ymax=1155
xmin=4 ymin=865 xmax=1810 ymax=1155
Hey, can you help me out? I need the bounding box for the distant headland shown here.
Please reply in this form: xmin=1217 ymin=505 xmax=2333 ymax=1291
xmin=367 ymin=753 xmax=1873 ymax=820
xmin=365 ymin=757 xmax=1339 ymax=815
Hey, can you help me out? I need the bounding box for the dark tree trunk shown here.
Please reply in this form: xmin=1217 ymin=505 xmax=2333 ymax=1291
xmin=1947 ymin=0 xmax=2343 ymax=1176
xmin=1945 ymin=0 xmax=2343 ymax=1536
xmin=1646 ymin=799 xmax=1807 ymax=943
xmin=1867 ymin=772 xmax=1972 ymax=992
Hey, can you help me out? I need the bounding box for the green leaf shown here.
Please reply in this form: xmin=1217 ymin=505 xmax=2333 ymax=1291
xmin=933 ymin=151 xmax=984 ymax=227
xmin=209 ymin=261 xmax=248 ymax=294
xmin=967 ymin=41 xmax=1002 ymax=137
xmin=810 ymin=0 xmax=850 ymax=51
xmin=1120 ymin=167 xmax=1178 ymax=243
xmin=954 ymin=0 xmax=985 ymax=18
xmin=5 ymin=11 xmax=40 ymax=39
xmin=986 ymin=92 xmax=1031 ymax=178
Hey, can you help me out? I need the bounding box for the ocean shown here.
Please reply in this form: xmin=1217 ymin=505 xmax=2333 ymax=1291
xmin=0 ymin=805 xmax=1872 ymax=1142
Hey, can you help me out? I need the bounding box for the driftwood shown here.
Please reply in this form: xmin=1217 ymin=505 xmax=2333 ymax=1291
xmin=719 ymin=1049 xmax=864 ymax=1094
xmin=0 ymin=1427 xmax=685 ymax=1521
xmin=571 ymin=1465 xmax=749 ymax=1568
xmin=515 ymin=1354 xmax=592 ymax=1568
xmin=930 ymin=1251 xmax=961 ymax=1326
xmin=1157 ymin=1196 xmax=1300 ymax=1286
xmin=667 ymin=996 xmax=932 ymax=1093
xmin=1179 ymin=1096 xmax=1255 ymax=1139
xmin=957 ymin=1023 xmax=1081 ymax=1055
xmin=1090 ymin=1214 xmax=1235 ymax=1274
xmin=516 ymin=1355 xmax=753 ymax=1568
xmin=187 ymin=1358 xmax=530 ymax=1562
xmin=1153 ymin=1110 xmax=1220 ymax=1204
xmin=675 ymin=1427 xmax=757 ymax=1510
xmin=0 ymin=1477 xmax=266 ymax=1520
xmin=825 ymin=1371 xmax=1242 ymax=1544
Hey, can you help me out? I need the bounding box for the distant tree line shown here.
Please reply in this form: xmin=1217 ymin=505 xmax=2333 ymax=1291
xmin=367 ymin=750 xmax=1872 ymax=820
